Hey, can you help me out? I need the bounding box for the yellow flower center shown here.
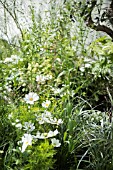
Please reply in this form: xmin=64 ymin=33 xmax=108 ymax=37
xmin=25 ymin=141 xmax=29 ymax=145
xmin=29 ymin=97 xmax=33 ymax=101
xmin=44 ymin=133 xmax=48 ymax=137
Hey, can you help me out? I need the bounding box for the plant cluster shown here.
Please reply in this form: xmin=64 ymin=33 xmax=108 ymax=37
xmin=1 ymin=1 xmax=113 ymax=170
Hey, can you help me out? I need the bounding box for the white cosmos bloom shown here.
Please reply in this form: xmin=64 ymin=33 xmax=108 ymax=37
xmin=42 ymin=100 xmax=51 ymax=108
xmin=24 ymin=92 xmax=39 ymax=104
xmin=21 ymin=134 xmax=33 ymax=153
xmin=51 ymin=138 xmax=61 ymax=147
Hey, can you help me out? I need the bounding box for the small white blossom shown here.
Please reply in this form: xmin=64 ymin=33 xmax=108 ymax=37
xmin=57 ymin=119 xmax=63 ymax=125
xmin=8 ymin=113 xmax=13 ymax=119
xmin=35 ymin=131 xmax=48 ymax=139
xmin=4 ymin=55 xmax=22 ymax=64
xmin=42 ymin=100 xmax=51 ymax=108
xmin=36 ymin=74 xmax=52 ymax=84
xmin=36 ymin=75 xmax=46 ymax=84
xmin=44 ymin=111 xmax=52 ymax=117
xmin=4 ymin=57 xmax=13 ymax=63
xmin=51 ymin=138 xmax=61 ymax=147
xmin=23 ymin=122 xmax=35 ymax=132
xmin=49 ymin=117 xmax=57 ymax=124
xmin=35 ymin=111 xmax=52 ymax=124
xmin=24 ymin=92 xmax=39 ymax=104
xmin=35 ymin=129 xmax=59 ymax=139
xmin=15 ymin=119 xmax=20 ymax=123
xmin=35 ymin=111 xmax=63 ymax=125
xmin=52 ymin=88 xmax=62 ymax=94
xmin=85 ymin=63 xmax=91 ymax=68
xmin=5 ymin=85 xmax=12 ymax=92
xmin=48 ymin=129 xmax=59 ymax=138
xmin=21 ymin=134 xmax=33 ymax=153
xmin=38 ymin=116 xmax=49 ymax=124
xmin=45 ymin=74 xmax=52 ymax=80
xmin=49 ymin=118 xmax=63 ymax=125
xmin=15 ymin=123 xmax=22 ymax=129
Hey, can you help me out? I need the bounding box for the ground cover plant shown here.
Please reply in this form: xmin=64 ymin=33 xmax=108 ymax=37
xmin=1 ymin=0 xmax=113 ymax=169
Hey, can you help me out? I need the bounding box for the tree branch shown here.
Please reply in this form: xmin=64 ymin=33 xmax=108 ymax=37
xmin=82 ymin=0 xmax=113 ymax=40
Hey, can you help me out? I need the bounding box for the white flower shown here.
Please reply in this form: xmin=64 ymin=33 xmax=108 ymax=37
xmin=35 ymin=129 xmax=59 ymax=139
xmin=12 ymin=123 xmax=16 ymax=126
xmin=52 ymin=88 xmax=62 ymax=94
xmin=35 ymin=131 xmax=48 ymax=139
xmin=85 ymin=63 xmax=91 ymax=68
xmin=11 ymin=55 xmax=23 ymax=63
xmin=79 ymin=67 xmax=85 ymax=72
xmin=44 ymin=111 xmax=52 ymax=117
xmin=24 ymin=92 xmax=39 ymax=104
xmin=15 ymin=119 xmax=20 ymax=123
xmin=35 ymin=112 xmax=63 ymax=125
xmin=8 ymin=113 xmax=13 ymax=119
xmin=36 ymin=75 xmax=46 ymax=84
xmin=57 ymin=119 xmax=63 ymax=125
xmin=51 ymin=138 xmax=61 ymax=147
xmin=49 ymin=117 xmax=57 ymax=124
xmin=42 ymin=100 xmax=51 ymax=108
xmin=36 ymin=74 xmax=52 ymax=84
xmin=49 ymin=118 xmax=63 ymax=125
xmin=15 ymin=123 xmax=22 ymax=129
xmin=23 ymin=122 xmax=35 ymax=132
xmin=45 ymin=74 xmax=52 ymax=80
xmin=4 ymin=57 xmax=13 ymax=63
xmin=21 ymin=134 xmax=33 ymax=153
xmin=5 ymin=85 xmax=12 ymax=92
xmin=35 ymin=111 xmax=52 ymax=124
xmin=37 ymin=116 xmax=49 ymax=124
xmin=48 ymin=129 xmax=59 ymax=138
xmin=4 ymin=55 xmax=22 ymax=64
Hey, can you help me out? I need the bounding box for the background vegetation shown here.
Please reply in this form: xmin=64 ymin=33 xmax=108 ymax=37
xmin=0 ymin=0 xmax=113 ymax=169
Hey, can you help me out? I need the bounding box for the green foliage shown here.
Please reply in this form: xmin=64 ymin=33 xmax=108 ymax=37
xmin=24 ymin=141 xmax=55 ymax=170
xmin=0 ymin=39 xmax=12 ymax=60
xmin=1 ymin=1 xmax=113 ymax=170
xmin=5 ymin=141 xmax=55 ymax=170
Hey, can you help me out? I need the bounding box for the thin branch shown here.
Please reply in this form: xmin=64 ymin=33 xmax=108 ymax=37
xmin=0 ymin=0 xmax=24 ymax=39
